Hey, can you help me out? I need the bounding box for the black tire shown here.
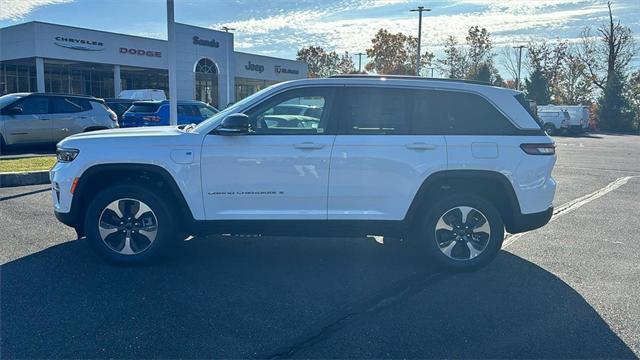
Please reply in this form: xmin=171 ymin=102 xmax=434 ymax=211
xmin=84 ymin=183 xmax=177 ymax=264
xmin=544 ymin=123 xmax=556 ymax=136
xmin=411 ymin=194 xmax=504 ymax=271
xmin=0 ymin=135 xmax=5 ymax=155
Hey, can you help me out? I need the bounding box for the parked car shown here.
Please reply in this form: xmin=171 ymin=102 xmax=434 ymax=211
xmin=121 ymin=100 xmax=218 ymax=127
xmin=118 ymin=89 xmax=166 ymax=101
xmin=104 ymin=99 xmax=135 ymax=122
xmin=538 ymin=110 xmax=570 ymax=135
xmin=0 ymin=93 xmax=117 ymax=150
xmin=51 ymin=75 xmax=556 ymax=271
xmin=538 ymin=105 xmax=589 ymax=133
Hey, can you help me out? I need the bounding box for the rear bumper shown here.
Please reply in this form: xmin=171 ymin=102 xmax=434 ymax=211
xmin=507 ymin=206 xmax=553 ymax=234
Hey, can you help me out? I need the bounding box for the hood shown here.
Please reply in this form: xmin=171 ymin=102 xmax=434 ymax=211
xmin=58 ymin=126 xmax=188 ymax=148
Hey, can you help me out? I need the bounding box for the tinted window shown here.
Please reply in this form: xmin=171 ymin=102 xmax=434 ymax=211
xmin=435 ymin=91 xmax=515 ymax=135
xmin=128 ymin=103 xmax=161 ymax=113
xmin=177 ymin=104 xmax=198 ymax=117
xmin=197 ymin=104 xmax=218 ymax=118
xmin=340 ymin=87 xmax=410 ymax=134
xmin=51 ymin=97 xmax=90 ymax=113
xmin=18 ymin=97 xmax=49 ymax=115
xmin=246 ymin=88 xmax=333 ymax=135
xmin=106 ymin=102 xmax=132 ymax=117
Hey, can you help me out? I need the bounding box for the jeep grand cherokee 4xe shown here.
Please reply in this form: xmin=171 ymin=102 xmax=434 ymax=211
xmin=50 ymin=75 xmax=556 ymax=271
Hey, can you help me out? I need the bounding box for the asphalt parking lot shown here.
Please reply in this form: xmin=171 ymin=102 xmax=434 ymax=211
xmin=1 ymin=134 xmax=639 ymax=359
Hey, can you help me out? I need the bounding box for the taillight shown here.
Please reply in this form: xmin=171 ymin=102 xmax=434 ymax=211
xmin=143 ymin=115 xmax=161 ymax=122
xmin=520 ymin=143 xmax=556 ymax=155
xmin=109 ymin=112 xmax=117 ymax=122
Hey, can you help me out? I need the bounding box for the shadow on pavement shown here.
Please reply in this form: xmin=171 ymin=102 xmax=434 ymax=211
xmin=1 ymin=236 xmax=634 ymax=359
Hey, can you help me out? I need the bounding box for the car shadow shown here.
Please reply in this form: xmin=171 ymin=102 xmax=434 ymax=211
xmin=1 ymin=236 xmax=634 ymax=359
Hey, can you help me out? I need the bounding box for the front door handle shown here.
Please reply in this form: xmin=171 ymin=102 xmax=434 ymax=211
xmin=294 ymin=142 xmax=325 ymax=150
xmin=405 ymin=142 xmax=437 ymax=150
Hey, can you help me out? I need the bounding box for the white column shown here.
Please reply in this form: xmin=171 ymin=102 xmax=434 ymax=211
xmin=35 ymin=57 xmax=45 ymax=93
xmin=167 ymin=0 xmax=178 ymax=126
xmin=113 ymin=65 xmax=122 ymax=97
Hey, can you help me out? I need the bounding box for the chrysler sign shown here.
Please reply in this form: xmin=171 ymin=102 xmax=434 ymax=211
xmin=54 ymin=36 xmax=104 ymax=51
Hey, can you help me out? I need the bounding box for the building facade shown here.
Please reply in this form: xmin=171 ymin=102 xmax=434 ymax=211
xmin=0 ymin=21 xmax=307 ymax=108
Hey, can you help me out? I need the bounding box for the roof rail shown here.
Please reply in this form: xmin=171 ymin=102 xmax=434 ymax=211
xmin=328 ymin=74 xmax=493 ymax=86
xmin=30 ymin=92 xmax=101 ymax=99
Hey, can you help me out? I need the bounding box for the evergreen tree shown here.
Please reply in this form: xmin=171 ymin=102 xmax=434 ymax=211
xmin=597 ymin=71 xmax=634 ymax=131
xmin=525 ymin=69 xmax=551 ymax=105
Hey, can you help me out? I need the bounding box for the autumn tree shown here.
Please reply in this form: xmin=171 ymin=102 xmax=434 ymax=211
xmin=554 ymin=51 xmax=593 ymax=105
xmin=436 ymin=36 xmax=468 ymax=79
xmin=296 ymin=46 xmax=340 ymax=78
xmin=336 ymin=52 xmax=357 ymax=74
xmin=466 ymin=26 xmax=493 ymax=76
xmin=437 ymin=27 xmax=497 ymax=83
xmin=628 ymin=70 xmax=640 ymax=131
xmin=365 ymin=29 xmax=433 ymax=75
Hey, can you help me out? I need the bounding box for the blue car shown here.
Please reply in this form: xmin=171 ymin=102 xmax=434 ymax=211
xmin=121 ymin=100 xmax=218 ymax=127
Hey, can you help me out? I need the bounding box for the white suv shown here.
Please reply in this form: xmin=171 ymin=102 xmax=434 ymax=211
xmin=50 ymin=76 xmax=556 ymax=270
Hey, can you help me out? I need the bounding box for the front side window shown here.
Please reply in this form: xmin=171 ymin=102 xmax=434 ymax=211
xmin=339 ymin=87 xmax=411 ymax=135
xmin=51 ymin=97 xmax=86 ymax=114
xmin=245 ymin=88 xmax=333 ymax=135
xmin=17 ymin=96 xmax=49 ymax=115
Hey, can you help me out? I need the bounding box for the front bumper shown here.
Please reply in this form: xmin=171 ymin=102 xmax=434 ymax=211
xmin=507 ymin=206 xmax=553 ymax=234
xmin=54 ymin=209 xmax=77 ymax=228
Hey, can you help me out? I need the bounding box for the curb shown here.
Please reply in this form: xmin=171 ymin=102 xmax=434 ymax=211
xmin=0 ymin=171 xmax=50 ymax=188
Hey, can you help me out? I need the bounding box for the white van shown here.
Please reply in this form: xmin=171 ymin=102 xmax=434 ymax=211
xmin=538 ymin=110 xmax=570 ymax=135
xmin=538 ymin=105 xmax=589 ymax=132
xmin=118 ymin=89 xmax=167 ymax=101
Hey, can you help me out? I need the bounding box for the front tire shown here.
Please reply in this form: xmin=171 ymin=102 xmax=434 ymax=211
xmin=84 ymin=183 xmax=177 ymax=264
xmin=412 ymin=194 xmax=504 ymax=271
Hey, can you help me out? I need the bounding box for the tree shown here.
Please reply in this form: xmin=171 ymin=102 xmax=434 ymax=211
xmin=499 ymin=47 xmax=521 ymax=85
xmin=578 ymin=1 xmax=636 ymax=90
xmin=526 ymin=39 xmax=568 ymax=91
xmin=554 ymin=51 xmax=593 ymax=105
xmin=525 ymin=68 xmax=551 ymax=105
xmin=597 ymin=71 xmax=634 ymax=131
xmin=336 ymin=52 xmax=356 ymax=74
xmin=365 ymin=29 xmax=433 ymax=75
xmin=436 ymin=35 xmax=468 ymax=79
xmin=468 ymin=62 xmax=492 ymax=83
xmin=296 ymin=46 xmax=339 ymax=78
xmin=628 ymin=71 xmax=640 ymax=130
xmin=466 ymin=26 xmax=493 ymax=75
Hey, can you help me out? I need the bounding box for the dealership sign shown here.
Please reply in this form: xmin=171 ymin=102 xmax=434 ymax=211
xmin=54 ymin=36 xmax=104 ymax=51
xmin=274 ymin=65 xmax=300 ymax=75
xmin=193 ymin=36 xmax=219 ymax=48
xmin=245 ymin=61 xmax=264 ymax=73
xmin=120 ymin=47 xmax=162 ymax=58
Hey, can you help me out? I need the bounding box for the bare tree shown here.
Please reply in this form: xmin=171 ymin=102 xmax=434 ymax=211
xmin=500 ymin=47 xmax=520 ymax=82
xmin=578 ymin=1 xmax=636 ymax=90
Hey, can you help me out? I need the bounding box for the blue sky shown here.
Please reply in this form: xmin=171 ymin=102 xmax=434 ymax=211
xmin=1 ymin=0 xmax=639 ymax=77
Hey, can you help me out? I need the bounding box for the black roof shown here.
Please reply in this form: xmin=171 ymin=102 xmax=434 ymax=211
xmin=25 ymin=92 xmax=103 ymax=100
xmin=328 ymin=74 xmax=493 ymax=86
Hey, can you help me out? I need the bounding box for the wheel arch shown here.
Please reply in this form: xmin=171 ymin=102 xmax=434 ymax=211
xmin=70 ymin=163 xmax=195 ymax=234
xmin=405 ymin=170 xmax=522 ymax=233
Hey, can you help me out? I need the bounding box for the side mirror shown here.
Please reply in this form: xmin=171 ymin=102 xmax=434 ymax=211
xmin=5 ymin=107 xmax=23 ymax=116
xmin=215 ymin=113 xmax=250 ymax=135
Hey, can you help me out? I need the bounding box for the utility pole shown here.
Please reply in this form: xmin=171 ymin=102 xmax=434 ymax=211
xmin=410 ymin=6 xmax=431 ymax=76
xmin=513 ymin=45 xmax=526 ymax=91
xmin=221 ymin=26 xmax=236 ymax=33
xmin=355 ymin=52 xmax=365 ymax=72
xmin=167 ymin=0 xmax=177 ymax=126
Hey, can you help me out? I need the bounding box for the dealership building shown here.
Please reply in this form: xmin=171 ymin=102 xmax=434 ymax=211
xmin=0 ymin=21 xmax=307 ymax=108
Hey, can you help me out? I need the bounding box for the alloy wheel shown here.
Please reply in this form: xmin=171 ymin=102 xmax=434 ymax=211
xmin=98 ymin=198 xmax=158 ymax=255
xmin=434 ymin=206 xmax=491 ymax=261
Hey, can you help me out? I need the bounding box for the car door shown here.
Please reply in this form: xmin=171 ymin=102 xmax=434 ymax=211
xmin=200 ymin=86 xmax=337 ymax=220
xmin=1 ymin=96 xmax=52 ymax=145
xmin=328 ymin=86 xmax=447 ymax=221
xmin=50 ymin=97 xmax=88 ymax=142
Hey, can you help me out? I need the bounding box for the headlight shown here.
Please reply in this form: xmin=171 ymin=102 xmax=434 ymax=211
xmin=56 ymin=148 xmax=80 ymax=162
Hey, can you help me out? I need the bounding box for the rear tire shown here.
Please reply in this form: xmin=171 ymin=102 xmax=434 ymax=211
xmin=544 ymin=123 xmax=557 ymax=136
xmin=84 ymin=183 xmax=177 ymax=264
xmin=411 ymin=194 xmax=504 ymax=271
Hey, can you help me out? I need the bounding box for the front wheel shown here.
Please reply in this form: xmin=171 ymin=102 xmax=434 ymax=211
xmin=412 ymin=194 xmax=504 ymax=271
xmin=84 ymin=183 xmax=177 ymax=264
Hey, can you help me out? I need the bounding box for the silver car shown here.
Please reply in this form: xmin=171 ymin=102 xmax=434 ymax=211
xmin=0 ymin=93 xmax=118 ymax=151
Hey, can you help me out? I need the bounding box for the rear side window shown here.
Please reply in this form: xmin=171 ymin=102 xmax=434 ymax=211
xmin=51 ymin=97 xmax=91 ymax=113
xmin=128 ymin=103 xmax=161 ymax=113
xmin=340 ymin=87 xmax=410 ymax=134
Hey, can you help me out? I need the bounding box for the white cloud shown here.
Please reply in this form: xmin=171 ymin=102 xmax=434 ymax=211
xmin=0 ymin=0 xmax=73 ymax=21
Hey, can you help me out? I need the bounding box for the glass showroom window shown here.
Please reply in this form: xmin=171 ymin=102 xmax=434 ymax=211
xmin=44 ymin=60 xmax=114 ymax=98
xmin=194 ymin=58 xmax=219 ymax=108
xmin=0 ymin=60 xmax=37 ymax=95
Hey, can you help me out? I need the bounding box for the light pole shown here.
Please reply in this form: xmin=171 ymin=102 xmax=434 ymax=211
xmin=410 ymin=6 xmax=431 ymax=76
xmin=221 ymin=26 xmax=236 ymax=33
xmin=355 ymin=52 xmax=365 ymax=72
xmin=167 ymin=0 xmax=177 ymax=126
xmin=513 ymin=45 xmax=526 ymax=91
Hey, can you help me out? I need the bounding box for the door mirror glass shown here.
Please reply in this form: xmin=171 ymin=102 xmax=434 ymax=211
xmin=215 ymin=113 xmax=250 ymax=135
xmin=6 ymin=107 xmax=23 ymax=115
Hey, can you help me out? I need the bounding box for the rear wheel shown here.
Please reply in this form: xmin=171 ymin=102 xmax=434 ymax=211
xmin=412 ymin=194 xmax=504 ymax=271
xmin=544 ymin=123 xmax=557 ymax=136
xmin=84 ymin=183 xmax=177 ymax=264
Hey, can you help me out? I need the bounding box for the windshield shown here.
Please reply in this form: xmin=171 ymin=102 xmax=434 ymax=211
xmin=0 ymin=94 xmax=23 ymax=110
xmin=192 ymin=85 xmax=277 ymax=132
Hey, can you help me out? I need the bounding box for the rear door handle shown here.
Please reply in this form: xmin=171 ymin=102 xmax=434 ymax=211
xmin=405 ymin=142 xmax=437 ymax=150
xmin=294 ymin=142 xmax=325 ymax=150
